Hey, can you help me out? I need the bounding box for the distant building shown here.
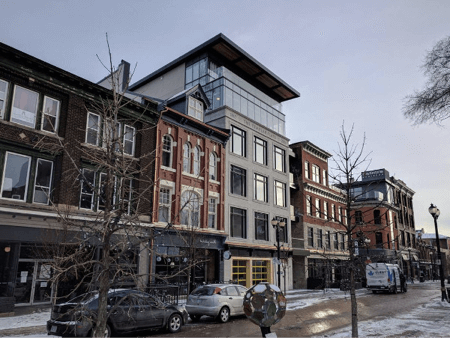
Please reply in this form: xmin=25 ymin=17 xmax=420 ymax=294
xmin=289 ymin=141 xmax=348 ymax=289
xmin=350 ymin=169 xmax=418 ymax=279
xmin=417 ymin=229 xmax=449 ymax=280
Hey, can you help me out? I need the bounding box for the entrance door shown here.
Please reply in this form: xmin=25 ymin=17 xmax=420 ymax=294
xmin=14 ymin=259 xmax=52 ymax=305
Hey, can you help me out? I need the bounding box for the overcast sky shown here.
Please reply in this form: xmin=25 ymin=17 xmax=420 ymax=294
xmin=2 ymin=0 xmax=450 ymax=235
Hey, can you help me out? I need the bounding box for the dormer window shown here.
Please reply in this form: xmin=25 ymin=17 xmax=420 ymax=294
xmin=188 ymin=96 xmax=203 ymax=121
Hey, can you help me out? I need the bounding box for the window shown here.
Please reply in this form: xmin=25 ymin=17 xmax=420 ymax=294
xmin=312 ymin=165 xmax=320 ymax=183
xmin=274 ymin=181 xmax=286 ymax=207
xmin=231 ymin=125 xmax=246 ymax=157
xmin=315 ymin=198 xmax=321 ymax=218
xmin=344 ymin=209 xmax=347 ymax=225
xmin=355 ymin=210 xmax=363 ymax=224
xmin=193 ymin=146 xmax=201 ymax=176
xmin=208 ymin=198 xmax=217 ymax=228
xmin=209 ymin=152 xmax=217 ymax=180
xmin=98 ymin=173 xmax=114 ymax=211
xmin=180 ymin=191 xmax=200 ymax=227
xmin=306 ymin=195 xmax=312 ymax=216
xmin=317 ymin=229 xmax=323 ymax=248
xmin=254 ymin=174 xmax=268 ymax=202
xmin=325 ymin=231 xmax=331 ymax=249
xmin=331 ymin=204 xmax=336 ymax=221
xmin=123 ymin=125 xmax=135 ymax=156
xmin=252 ymin=260 xmax=269 ymax=284
xmin=340 ymin=234 xmax=345 ymax=250
xmin=79 ymin=169 xmax=96 ymax=210
xmin=254 ymin=212 xmax=269 ymax=241
xmin=11 ymin=85 xmax=39 ymax=128
xmin=304 ymin=161 xmax=310 ymax=179
xmin=333 ymin=233 xmax=339 ymax=250
xmin=308 ymin=227 xmax=314 ymax=247
xmin=103 ymin=119 xmax=121 ymax=152
xmin=338 ymin=207 xmax=342 ymax=223
xmin=1 ymin=152 xmax=31 ymax=201
xmin=231 ymin=207 xmax=247 ymax=238
xmin=230 ymin=165 xmax=246 ymax=196
xmin=33 ymin=159 xmax=53 ymax=205
xmin=159 ymin=188 xmax=171 ymax=222
xmin=183 ymin=143 xmax=191 ymax=173
xmin=0 ymin=79 xmax=9 ymax=118
xmin=324 ymin=201 xmax=328 ymax=220
xmin=322 ymin=169 xmax=327 ymax=186
xmin=86 ymin=112 xmax=101 ymax=146
xmin=274 ymin=146 xmax=285 ymax=172
xmin=119 ymin=178 xmax=133 ymax=215
xmin=254 ymin=137 xmax=267 ymax=165
xmin=188 ymin=96 xmax=203 ymax=121
xmin=376 ymin=232 xmax=383 ymax=248
xmin=41 ymin=96 xmax=60 ymax=133
xmin=162 ymin=135 xmax=173 ymax=168
xmin=232 ymin=260 xmax=248 ymax=286
xmin=374 ymin=210 xmax=381 ymax=225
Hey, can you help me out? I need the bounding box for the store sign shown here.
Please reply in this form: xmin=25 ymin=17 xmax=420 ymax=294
xmin=362 ymin=169 xmax=385 ymax=180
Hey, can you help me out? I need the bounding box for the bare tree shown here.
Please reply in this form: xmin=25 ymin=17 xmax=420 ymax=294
xmin=328 ymin=123 xmax=372 ymax=338
xmin=404 ymin=36 xmax=450 ymax=125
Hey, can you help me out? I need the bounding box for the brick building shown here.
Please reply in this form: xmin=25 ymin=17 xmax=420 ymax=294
xmin=290 ymin=141 xmax=348 ymax=289
xmin=0 ymin=42 xmax=158 ymax=312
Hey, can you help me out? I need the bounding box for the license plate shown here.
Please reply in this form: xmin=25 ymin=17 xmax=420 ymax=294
xmin=51 ymin=326 xmax=57 ymax=333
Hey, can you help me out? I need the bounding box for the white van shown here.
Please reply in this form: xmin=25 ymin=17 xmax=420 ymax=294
xmin=366 ymin=263 xmax=406 ymax=294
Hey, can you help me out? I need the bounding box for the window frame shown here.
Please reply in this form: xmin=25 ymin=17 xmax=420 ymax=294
xmin=254 ymin=137 xmax=267 ymax=165
xmin=254 ymin=212 xmax=269 ymax=241
xmin=162 ymin=135 xmax=173 ymax=168
xmin=188 ymin=96 xmax=204 ymax=121
xmin=180 ymin=191 xmax=200 ymax=227
xmin=304 ymin=161 xmax=310 ymax=179
xmin=208 ymin=197 xmax=217 ymax=228
xmin=158 ymin=187 xmax=171 ymax=223
xmin=79 ymin=168 xmax=96 ymax=210
xmin=123 ymin=125 xmax=136 ymax=156
xmin=41 ymin=96 xmax=60 ymax=134
xmin=231 ymin=125 xmax=246 ymax=157
xmin=183 ymin=143 xmax=191 ymax=173
xmin=312 ymin=165 xmax=320 ymax=183
xmin=306 ymin=195 xmax=312 ymax=216
xmin=0 ymin=79 xmax=9 ymax=119
xmin=230 ymin=165 xmax=246 ymax=197
xmin=209 ymin=152 xmax=217 ymax=181
xmin=11 ymin=85 xmax=39 ymax=129
xmin=33 ymin=158 xmax=54 ymax=205
xmin=1 ymin=152 xmax=31 ymax=202
xmin=193 ymin=146 xmax=201 ymax=176
xmin=315 ymin=198 xmax=321 ymax=218
xmin=317 ymin=229 xmax=323 ymax=248
xmin=307 ymin=227 xmax=314 ymax=247
xmin=274 ymin=180 xmax=286 ymax=207
xmin=254 ymin=173 xmax=268 ymax=202
xmin=230 ymin=207 xmax=247 ymax=239
xmin=273 ymin=146 xmax=285 ymax=172
xmin=86 ymin=112 xmax=101 ymax=146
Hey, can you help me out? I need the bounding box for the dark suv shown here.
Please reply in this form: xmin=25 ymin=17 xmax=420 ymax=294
xmin=47 ymin=289 xmax=188 ymax=337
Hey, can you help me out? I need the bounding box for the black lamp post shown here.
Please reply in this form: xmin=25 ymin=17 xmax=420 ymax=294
xmin=428 ymin=204 xmax=448 ymax=302
xmin=271 ymin=217 xmax=285 ymax=287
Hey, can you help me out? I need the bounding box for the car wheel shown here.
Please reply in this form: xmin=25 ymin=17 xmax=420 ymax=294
xmin=168 ymin=314 xmax=182 ymax=333
xmin=190 ymin=315 xmax=202 ymax=322
xmin=217 ymin=306 xmax=230 ymax=323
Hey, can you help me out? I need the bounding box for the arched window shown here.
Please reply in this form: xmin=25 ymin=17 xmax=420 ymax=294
xmin=183 ymin=143 xmax=191 ymax=173
xmin=162 ymin=135 xmax=173 ymax=168
xmin=180 ymin=191 xmax=200 ymax=227
xmin=209 ymin=152 xmax=217 ymax=180
xmin=193 ymin=146 xmax=201 ymax=176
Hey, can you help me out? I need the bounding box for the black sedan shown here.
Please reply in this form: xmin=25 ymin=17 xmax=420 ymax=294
xmin=47 ymin=289 xmax=188 ymax=337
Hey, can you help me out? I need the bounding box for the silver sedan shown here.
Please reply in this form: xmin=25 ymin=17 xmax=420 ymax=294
xmin=186 ymin=284 xmax=248 ymax=323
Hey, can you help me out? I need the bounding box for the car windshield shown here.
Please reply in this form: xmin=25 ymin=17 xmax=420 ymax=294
xmin=191 ymin=286 xmax=218 ymax=296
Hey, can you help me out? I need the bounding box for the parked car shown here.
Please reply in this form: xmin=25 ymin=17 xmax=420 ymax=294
xmin=366 ymin=263 xmax=406 ymax=294
xmin=47 ymin=289 xmax=188 ymax=337
xmin=186 ymin=283 xmax=248 ymax=323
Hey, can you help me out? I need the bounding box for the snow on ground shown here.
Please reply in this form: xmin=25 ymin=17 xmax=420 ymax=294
xmin=0 ymin=308 xmax=50 ymax=330
xmin=326 ymin=296 xmax=450 ymax=338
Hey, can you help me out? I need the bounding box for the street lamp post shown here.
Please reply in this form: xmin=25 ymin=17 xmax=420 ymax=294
xmin=271 ymin=217 xmax=285 ymax=288
xmin=428 ymin=204 xmax=448 ymax=302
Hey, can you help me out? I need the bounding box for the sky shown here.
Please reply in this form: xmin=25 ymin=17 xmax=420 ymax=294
xmin=1 ymin=0 xmax=450 ymax=235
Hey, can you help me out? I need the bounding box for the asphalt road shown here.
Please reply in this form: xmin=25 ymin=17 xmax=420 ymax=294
xmin=156 ymin=283 xmax=438 ymax=337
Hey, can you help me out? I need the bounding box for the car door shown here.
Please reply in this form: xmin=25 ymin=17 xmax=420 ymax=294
xmin=235 ymin=286 xmax=247 ymax=315
xmin=109 ymin=293 xmax=135 ymax=332
xmin=224 ymin=286 xmax=242 ymax=315
xmin=133 ymin=293 xmax=165 ymax=329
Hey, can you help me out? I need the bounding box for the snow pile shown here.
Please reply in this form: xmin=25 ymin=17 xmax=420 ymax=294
xmin=0 ymin=308 xmax=50 ymax=330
